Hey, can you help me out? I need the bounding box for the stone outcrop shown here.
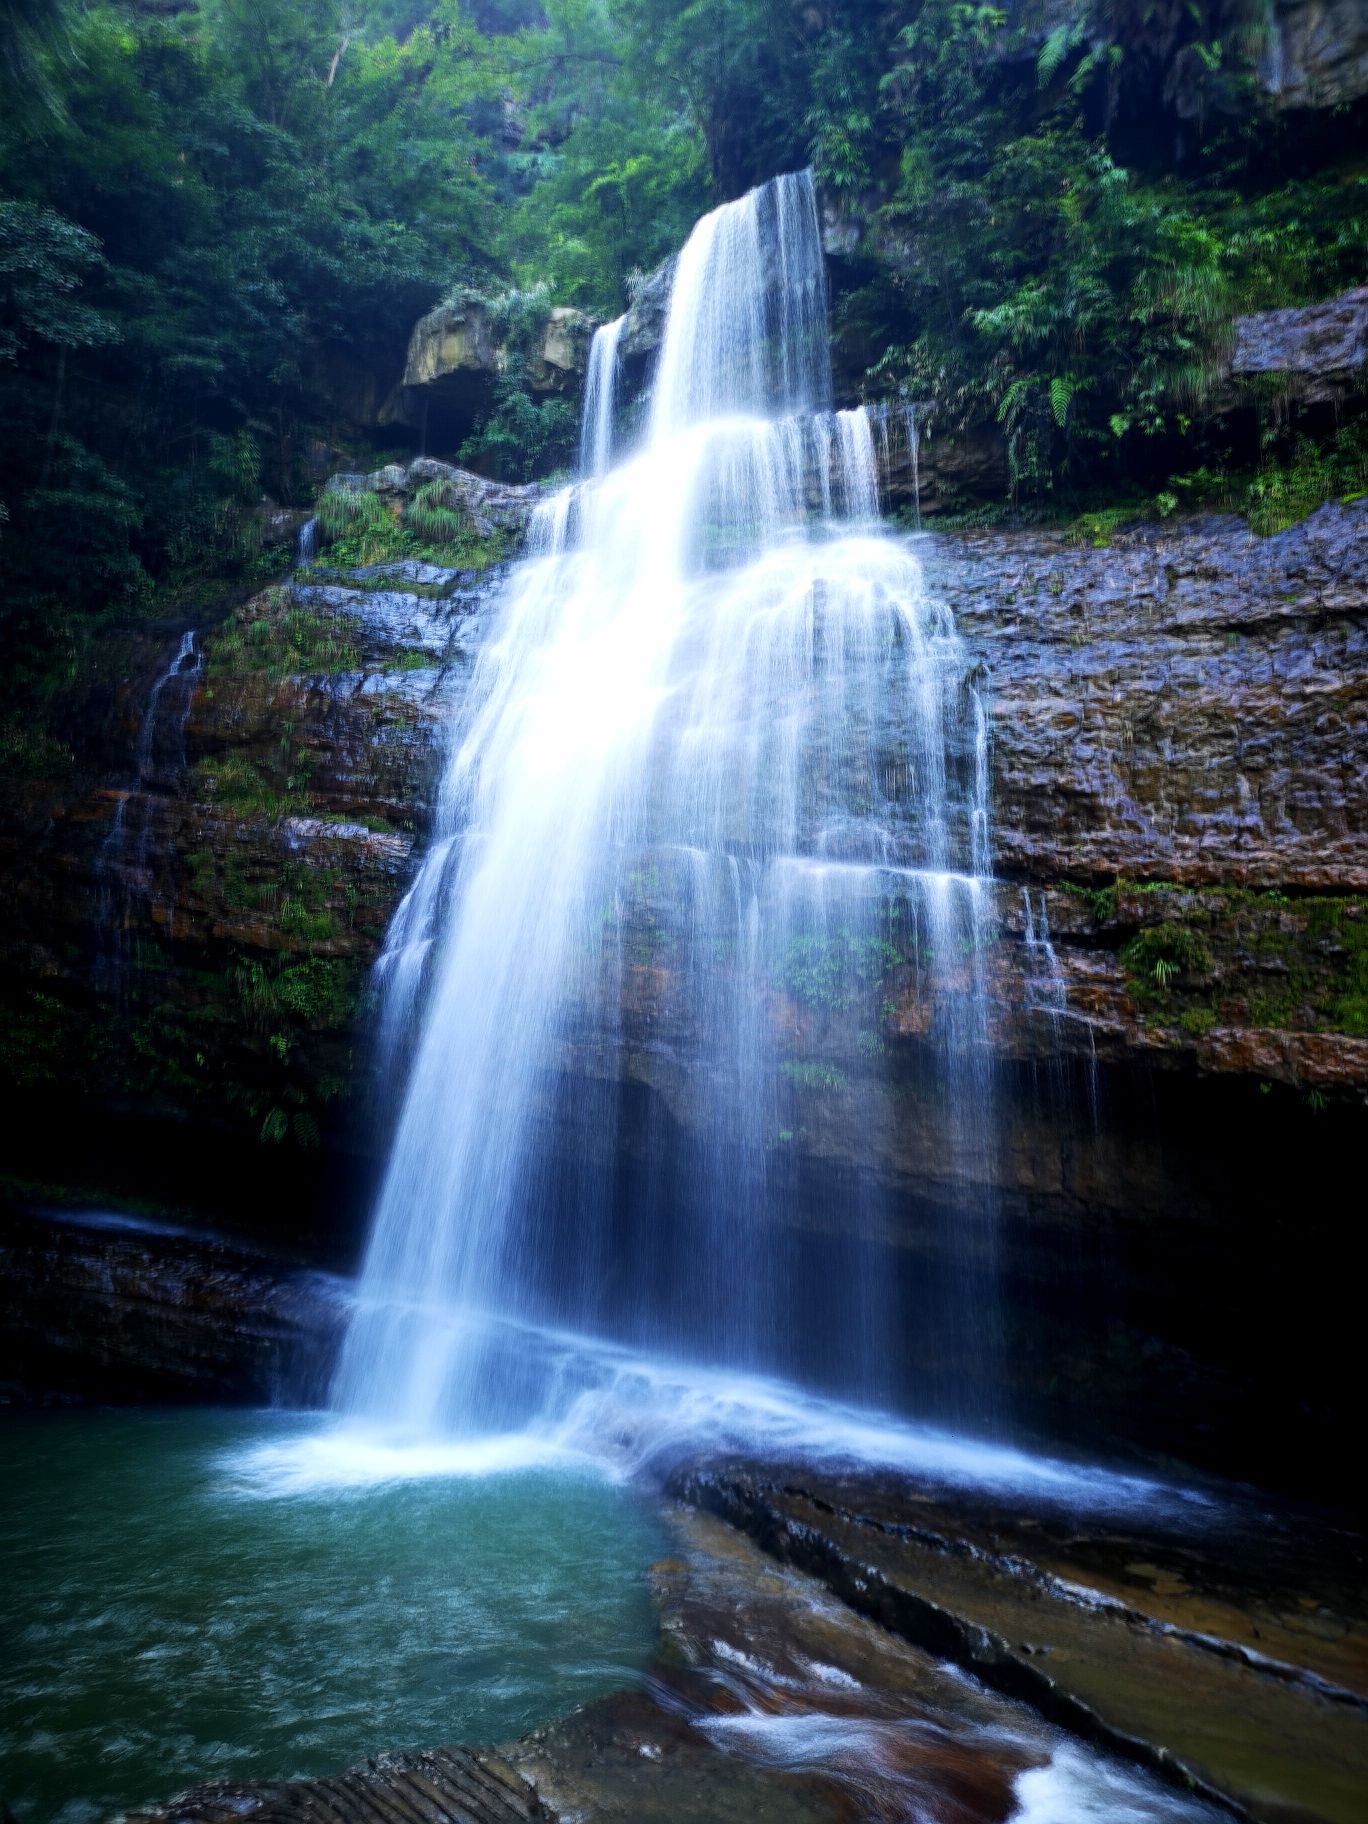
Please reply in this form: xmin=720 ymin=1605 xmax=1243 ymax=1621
xmin=674 ymin=1466 xmax=1368 ymax=1824
xmin=1231 ymin=284 xmax=1368 ymax=403
xmin=381 ymin=298 xmax=596 ymax=437
xmin=0 ymin=1205 xmax=345 ymax=1406
xmin=1259 ymin=0 xmax=1368 ymax=110
xmin=126 ymin=1747 xmax=549 ymax=1824
xmin=335 ymin=456 xmax=547 ymax=536
xmin=620 ymin=257 xmax=675 ymax=363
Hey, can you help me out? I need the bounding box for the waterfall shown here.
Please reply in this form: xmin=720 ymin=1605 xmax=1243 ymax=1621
xmin=579 ymin=315 xmax=625 ymax=476
xmin=297 ymin=517 xmax=318 ymax=565
xmin=333 ymin=172 xmax=994 ymax=1444
xmin=97 ymin=630 xmax=202 ymax=975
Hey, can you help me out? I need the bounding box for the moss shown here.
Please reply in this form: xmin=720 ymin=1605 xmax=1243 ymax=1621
xmin=1305 ymin=899 xmax=1368 ymax=1037
xmin=192 ymin=753 xmax=297 ymax=819
xmin=1101 ymin=887 xmax=1368 ymax=1039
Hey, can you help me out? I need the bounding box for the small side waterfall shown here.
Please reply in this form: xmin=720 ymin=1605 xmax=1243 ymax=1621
xmin=97 ymin=630 xmax=202 ymax=975
xmin=579 ymin=315 xmax=625 ymax=477
xmin=333 ymin=171 xmax=996 ymax=1446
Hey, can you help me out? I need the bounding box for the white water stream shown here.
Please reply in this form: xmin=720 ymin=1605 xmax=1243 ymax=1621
xmin=331 ymin=171 xmax=994 ymax=1450
xmin=97 ymin=629 xmax=202 ymax=977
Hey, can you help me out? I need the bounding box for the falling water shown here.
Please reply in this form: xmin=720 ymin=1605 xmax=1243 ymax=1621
xmin=579 ymin=315 xmax=625 ymax=476
xmin=334 ymin=172 xmax=995 ymax=1443
xmin=97 ymin=630 xmax=202 ymax=976
xmin=296 ymin=517 xmax=318 ymax=565
xmin=1022 ymin=887 xmax=1100 ymax=1127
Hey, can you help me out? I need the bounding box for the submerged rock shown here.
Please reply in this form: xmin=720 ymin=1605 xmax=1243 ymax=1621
xmin=125 ymin=1746 xmax=549 ymax=1824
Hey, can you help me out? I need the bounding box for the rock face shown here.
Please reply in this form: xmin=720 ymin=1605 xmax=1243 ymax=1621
xmin=0 ymin=1205 xmax=346 ymax=1406
xmin=1231 ymin=284 xmax=1368 ymax=402
xmin=0 ymin=463 xmax=529 ymax=1251
xmin=383 ymin=299 xmax=596 ymax=439
xmin=942 ymin=500 xmax=1368 ymax=891
xmin=0 ymin=497 xmax=1364 ymax=1483
xmin=1260 ymin=0 xmax=1368 ymax=110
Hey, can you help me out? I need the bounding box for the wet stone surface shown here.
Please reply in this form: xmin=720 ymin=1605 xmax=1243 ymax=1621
xmin=672 ymin=1461 xmax=1368 ymax=1824
xmin=125 ymin=1499 xmax=1257 ymax=1824
xmin=0 ymin=1205 xmax=346 ymax=1406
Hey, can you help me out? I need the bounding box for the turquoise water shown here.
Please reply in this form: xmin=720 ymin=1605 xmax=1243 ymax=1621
xmin=0 ymin=1410 xmax=665 ymax=1824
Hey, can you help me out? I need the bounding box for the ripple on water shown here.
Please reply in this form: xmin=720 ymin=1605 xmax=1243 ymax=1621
xmin=0 ymin=1409 xmax=664 ymax=1824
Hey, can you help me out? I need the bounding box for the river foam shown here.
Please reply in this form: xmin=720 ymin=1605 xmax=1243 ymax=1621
xmin=234 ymin=1312 xmax=1213 ymax=1520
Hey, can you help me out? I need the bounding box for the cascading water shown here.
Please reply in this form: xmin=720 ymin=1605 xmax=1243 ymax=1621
xmin=333 ymin=171 xmax=996 ymax=1449
xmin=97 ymin=629 xmax=203 ymax=978
xmin=579 ymin=313 xmax=625 ymax=477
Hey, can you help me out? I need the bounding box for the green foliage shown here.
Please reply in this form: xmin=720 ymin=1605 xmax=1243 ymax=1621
xmin=312 ymin=477 xmax=512 ymax=566
xmin=1058 ymin=879 xmax=1118 ymax=921
xmin=0 ymin=0 xmax=504 ymax=659
xmin=316 ymin=488 xmax=399 ymax=566
xmin=0 ymin=199 xmax=116 ymax=364
xmin=1121 ymin=923 xmax=1213 ymax=989
xmin=849 ymin=0 xmax=1368 ymax=501
xmin=1247 ymin=423 xmax=1368 ymax=537
xmin=1 ymin=0 xmax=1364 ymax=678
xmin=233 ymin=956 xmax=358 ymax=1031
xmin=782 ymin=930 xmax=903 ymax=1011
xmin=206 ymin=588 xmax=360 ymax=682
xmin=459 ymin=374 xmax=578 ymax=483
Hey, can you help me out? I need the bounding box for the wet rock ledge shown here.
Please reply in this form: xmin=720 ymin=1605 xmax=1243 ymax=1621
xmin=0 ymin=1205 xmax=345 ymax=1407
xmin=671 ymin=1461 xmax=1368 ymax=1824
xmin=124 ymin=1747 xmax=548 ymax=1824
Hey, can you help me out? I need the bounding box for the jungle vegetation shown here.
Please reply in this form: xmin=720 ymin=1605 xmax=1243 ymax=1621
xmin=1 ymin=0 xmax=1365 ymax=688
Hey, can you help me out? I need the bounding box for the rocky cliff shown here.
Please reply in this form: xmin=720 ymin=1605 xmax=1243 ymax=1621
xmin=2 ymin=475 xmax=1363 ymax=1488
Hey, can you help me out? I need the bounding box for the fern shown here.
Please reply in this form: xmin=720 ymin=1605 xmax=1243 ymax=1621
xmin=1037 ymin=20 xmax=1083 ymax=87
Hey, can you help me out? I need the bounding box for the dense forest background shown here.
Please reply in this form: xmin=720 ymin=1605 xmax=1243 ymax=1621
xmin=2 ymin=0 xmax=1366 ymax=740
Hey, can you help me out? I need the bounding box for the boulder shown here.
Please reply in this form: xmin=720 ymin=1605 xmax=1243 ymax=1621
xmin=384 ymin=297 xmax=597 ymax=437
xmin=1260 ymin=0 xmax=1368 ymax=110
xmin=324 ymin=458 xmax=547 ymax=538
xmin=1231 ymin=284 xmax=1368 ymax=403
